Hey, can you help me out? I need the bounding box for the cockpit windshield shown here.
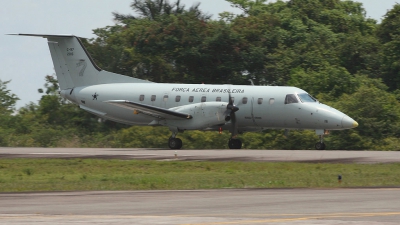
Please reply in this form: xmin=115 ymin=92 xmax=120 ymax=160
xmin=284 ymin=94 xmax=299 ymax=104
xmin=297 ymin=93 xmax=317 ymax=103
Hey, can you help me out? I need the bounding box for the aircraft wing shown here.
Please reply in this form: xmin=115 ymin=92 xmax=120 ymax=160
xmin=105 ymin=100 xmax=193 ymax=120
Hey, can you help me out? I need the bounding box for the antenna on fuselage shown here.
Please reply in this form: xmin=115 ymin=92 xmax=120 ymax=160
xmin=248 ymin=79 xmax=255 ymax=86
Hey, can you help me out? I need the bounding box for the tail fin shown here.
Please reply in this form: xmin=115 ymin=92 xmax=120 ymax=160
xmin=12 ymin=34 xmax=152 ymax=90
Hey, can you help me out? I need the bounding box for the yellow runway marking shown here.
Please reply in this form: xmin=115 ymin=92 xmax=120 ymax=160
xmin=183 ymin=212 xmax=400 ymax=225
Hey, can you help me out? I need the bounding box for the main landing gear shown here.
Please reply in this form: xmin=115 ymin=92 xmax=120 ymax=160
xmin=168 ymin=131 xmax=182 ymax=149
xmin=315 ymin=134 xmax=326 ymax=150
xmin=168 ymin=137 xmax=182 ymax=149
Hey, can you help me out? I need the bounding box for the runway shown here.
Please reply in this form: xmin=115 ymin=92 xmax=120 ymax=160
xmin=1 ymin=148 xmax=400 ymax=224
xmin=1 ymin=189 xmax=399 ymax=224
xmin=1 ymin=147 xmax=400 ymax=163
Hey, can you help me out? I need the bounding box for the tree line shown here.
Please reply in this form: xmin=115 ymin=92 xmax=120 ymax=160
xmin=1 ymin=0 xmax=400 ymax=150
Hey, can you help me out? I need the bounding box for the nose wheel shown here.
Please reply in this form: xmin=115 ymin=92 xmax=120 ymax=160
xmin=315 ymin=142 xmax=326 ymax=150
xmin=228 ymin=138 xmax=242 ymax=149
xmin=315 ymin=135 xmax=326 ymax=150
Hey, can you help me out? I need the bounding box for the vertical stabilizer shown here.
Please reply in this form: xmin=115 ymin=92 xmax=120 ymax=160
xmin=11 ymin=34 xmax=152 ymax=90
xmin=46 ymin=35 xmax=101 ymax=89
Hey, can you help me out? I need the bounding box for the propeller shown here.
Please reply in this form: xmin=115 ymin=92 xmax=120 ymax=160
xmin=225 ymin=93 xmax=239 ymax=121
xmin=224 ymin=91 xmax=239 ymax=137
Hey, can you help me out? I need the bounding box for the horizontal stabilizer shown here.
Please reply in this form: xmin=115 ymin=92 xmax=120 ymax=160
xmin=106 ymin=100 xmax=193 ymax=120
xmin=8 ymin=33 xmax=77 ymax=38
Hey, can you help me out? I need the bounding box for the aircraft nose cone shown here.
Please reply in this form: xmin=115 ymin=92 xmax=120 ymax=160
xmin=341 ymin=116 xmax=358 ymax=129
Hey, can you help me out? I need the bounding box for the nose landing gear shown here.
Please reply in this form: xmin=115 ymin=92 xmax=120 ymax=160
xmin=228 ymin=138 xmax=242 ymax=149
xmin=315 ymin=134 xmax=326 ymax=150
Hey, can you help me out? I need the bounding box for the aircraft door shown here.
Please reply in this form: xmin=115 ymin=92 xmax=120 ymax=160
xmin=251 ymin=97 xmax=262 ymax=127
xmin=161 ymin=92 xmax=169 ymax=109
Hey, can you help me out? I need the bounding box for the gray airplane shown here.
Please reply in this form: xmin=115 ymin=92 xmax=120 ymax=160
xmin=13 ymin=34 xmax=358 ymax=150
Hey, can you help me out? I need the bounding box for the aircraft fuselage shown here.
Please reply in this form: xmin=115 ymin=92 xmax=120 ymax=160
xmin=61 ymin=83 xmax=356 ymax=132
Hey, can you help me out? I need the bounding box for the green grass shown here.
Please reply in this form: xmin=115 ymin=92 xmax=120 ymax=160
xmin=0 ymin=158 xmax=400 ymax=192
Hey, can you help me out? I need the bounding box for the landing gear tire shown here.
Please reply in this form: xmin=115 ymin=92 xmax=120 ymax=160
xmin=169 ymin=138 xmax=182 ymax=149
xmin=315 ymin=142 xmax=326 ymax=150
xmin=228 ymin=139 xmax=242 ymax=149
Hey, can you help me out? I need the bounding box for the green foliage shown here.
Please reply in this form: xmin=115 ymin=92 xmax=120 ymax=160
xmin=0 ymin=80 xmax=19 ymax=115
xmin=113 ymin=0 xmax=210 ymax=22
xmin=376 ymin=4 xmax=400 ymax=43
xmin=380 ymin=35 xmax=400 ymax=90
xmin=327 ymin=78 xmax=400 ymax=150
xmin=227 ymin=0 xmax=269 ymax=15
xmin=288 ymin=65 xmax=358 ymax=99
xmin=376 ymin=4 xmax=400 ymax=90
xmin=0 ymin=79 xmax=20 ymax=147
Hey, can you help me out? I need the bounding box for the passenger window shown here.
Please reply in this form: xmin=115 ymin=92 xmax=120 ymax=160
xmin=201 ymin=96 xmax=206 ymax=102
xmin=189 ymin=96 xmax=194 ymax=102
xmin=242 ymin=97 xmax=248 ymax=104
xmin=139 ymin=95 xmax=144 ymax=101
xmin=285 ymin=94 xmax=299 ymax=104
xmin=163 ymin=95 xmax=168 ymax=102
xmin=216 ymin=97 xmax=221 ymax=102
xmin=269 ymin=98 xmax=275 ymax=105
xmin=258 ymin=98 xmax=263 ymax=104
xmin=151 ymin=95 xmax=156 ymax=102
xmin=175 ymin=95 xmax=181 ymax=102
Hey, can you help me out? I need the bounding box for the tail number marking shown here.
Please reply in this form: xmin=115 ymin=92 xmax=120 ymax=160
xmin=67 ymin=48 xmax=74 ymax=56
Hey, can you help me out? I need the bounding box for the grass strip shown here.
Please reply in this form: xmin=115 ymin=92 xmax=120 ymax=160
xmin=0 ymin=158 xmax=400 ymax=192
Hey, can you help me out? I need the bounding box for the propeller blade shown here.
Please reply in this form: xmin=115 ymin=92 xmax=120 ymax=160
xmin=225 ymin=90 xmax=239 ymax=120
xmin=230 ymin=111 xmax=238 ymax=136
xmin=225 ymin=88 xmax=239 ymax=136
xmin=229 ymin=92 xmax=233 ymax=105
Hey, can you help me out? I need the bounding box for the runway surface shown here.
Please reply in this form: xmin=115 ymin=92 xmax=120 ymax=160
xmin=1 ymin=188 xmax=400 ymax=224
xmin=1 ymin=147 xmax=400 ymax=163
xmin=1 ymin=148 xmax=400 ymax=224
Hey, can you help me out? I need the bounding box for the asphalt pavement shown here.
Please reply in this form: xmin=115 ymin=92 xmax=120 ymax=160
xmin=1 ymin=147 xmax=399 ymax=224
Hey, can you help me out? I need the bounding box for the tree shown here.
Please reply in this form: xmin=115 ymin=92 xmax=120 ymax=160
xmin=0 ymin=80 xmax=19 ymax=115
xmin=89 ymin=1 xmax=250 ymax=84
xmin=113 ymin=0 xmax=210 ymax=22
xmin=0 ymin=79 xmax=19 ymax=146
xmin=288 ymin=64 xmax=358 ymax=100
xmin=375 ymin=4 xmax=400 ymax=90
xmin=228 ymin=0 xmax=269 ymax=16
xmin=376 ymin=4 xmax=400 ymax=43
xmin=328 ymin=78 xmax=400 ymax=150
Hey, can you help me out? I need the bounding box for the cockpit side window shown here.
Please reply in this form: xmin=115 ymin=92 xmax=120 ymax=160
xmin=297 ymin=93 xmax=317 ymax=103
xmin=285 ymin=94 xmax=299 ymax=104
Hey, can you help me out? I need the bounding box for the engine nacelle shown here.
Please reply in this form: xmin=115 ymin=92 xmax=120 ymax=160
xmin=161 ymin=102 xmax=228 ymax=130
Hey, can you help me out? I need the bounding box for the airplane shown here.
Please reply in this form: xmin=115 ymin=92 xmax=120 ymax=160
xmin=12 ymin=34 xmax=358 ymax=150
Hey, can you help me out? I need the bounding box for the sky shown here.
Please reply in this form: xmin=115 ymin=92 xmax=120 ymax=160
xmin=1 ymin=0 xmax=399 ymax=109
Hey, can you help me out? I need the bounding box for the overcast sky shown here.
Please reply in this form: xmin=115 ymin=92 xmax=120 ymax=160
xmin=1 ymin=0 xmax=398 ymax=108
